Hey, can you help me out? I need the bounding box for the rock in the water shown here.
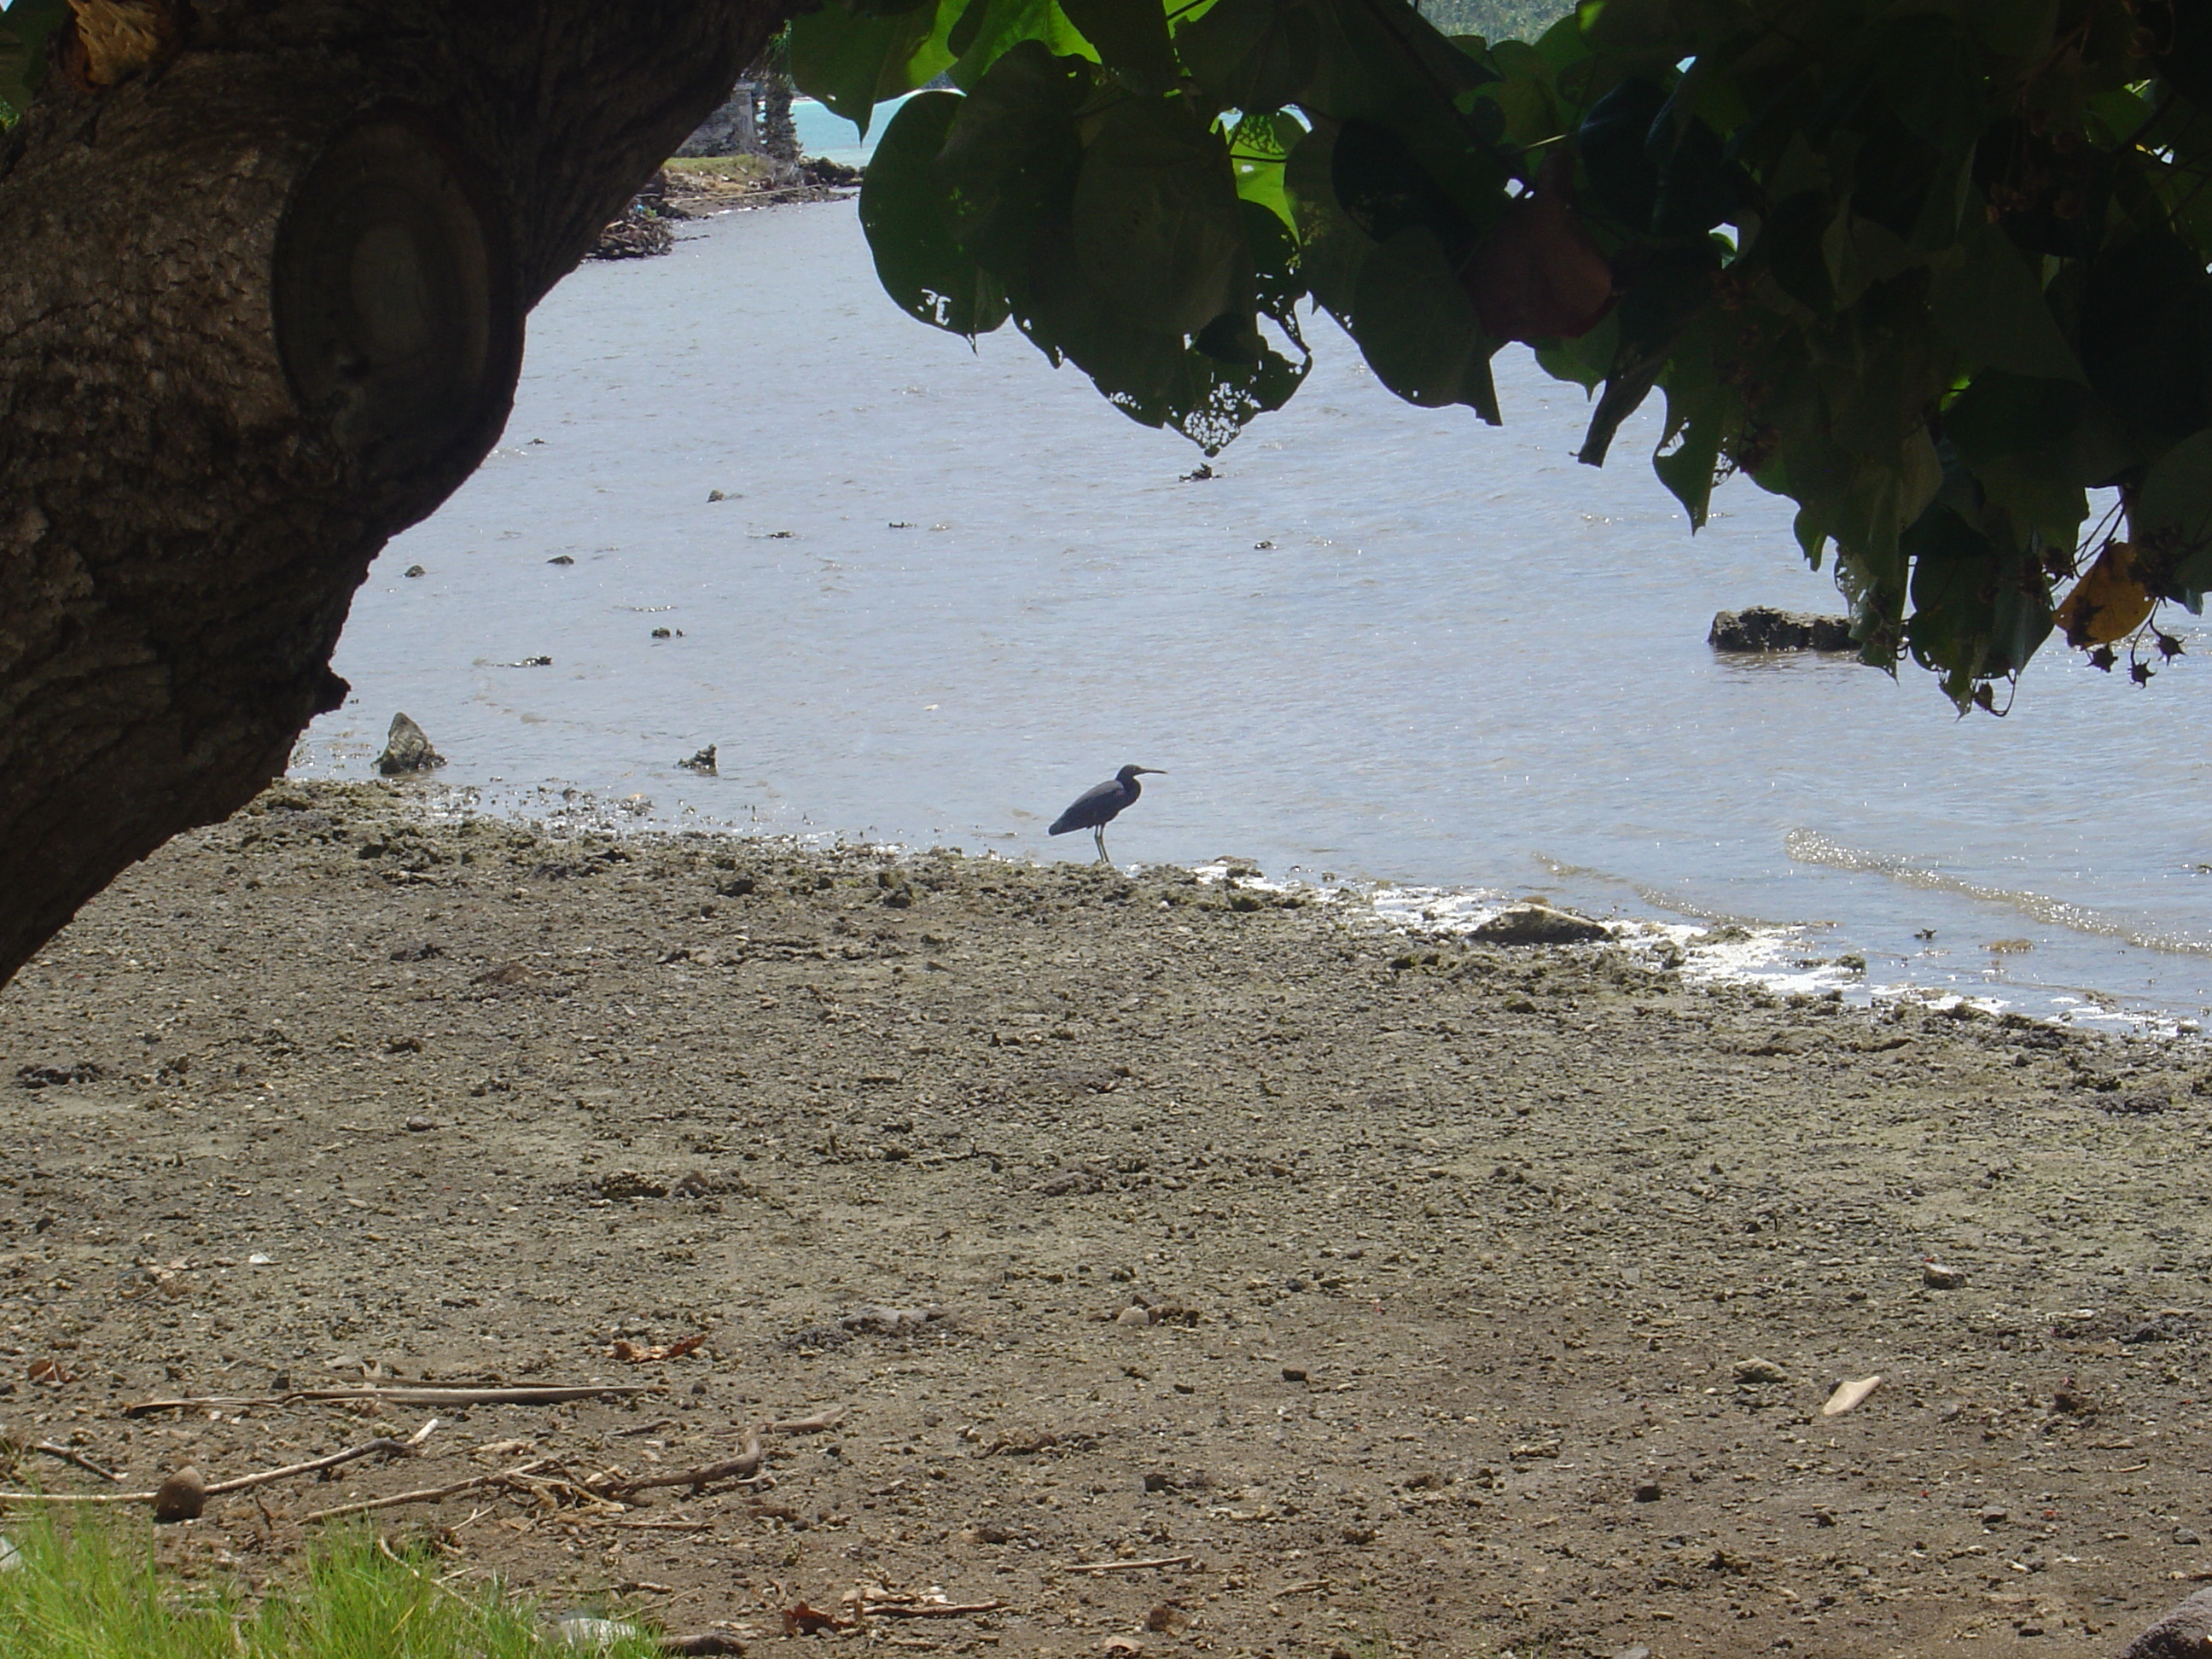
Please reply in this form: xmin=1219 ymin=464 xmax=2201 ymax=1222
xmin=1472 ymin=903 xmax=1610 ymax=946
xmin=1708 ymin=607 xmax=1855 ymax=652
xmin=375 ymin=713 xmax=445 ymax=776
xmin=2125 ymin=1585 xmax=2212 ymax=1657
xmin=152 ymin=1465 xmax=206 ymax=1523
xmin=678 ymin=745 xmax=718 ymax=774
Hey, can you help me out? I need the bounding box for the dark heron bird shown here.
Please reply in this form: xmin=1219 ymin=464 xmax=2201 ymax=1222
xmin=1049 ymin=765 xmax=1164 ymax=864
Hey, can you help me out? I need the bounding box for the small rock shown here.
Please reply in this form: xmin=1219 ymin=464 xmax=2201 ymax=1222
xmin=1923 ymin=1262 xmax=1966 ymax=1289
xmin=1281 ymin=1366 xmax=1307 ymax=1383
xmin=403 ymin=563 xmax=425 ymax=578
xmin=1633 ymin=1481 xmax=1662 ymax=1502
xmin=547 ymin=555 xmax=575 ymax=565
xmin=403 ymin=1116 xmax=439 ymax=1132
xmin=152 ymin=1466 xmax=206 ymax=1523
xmin=1708 ymin=606 xmax=1855 ymax=652
xmin=1981 ymin=1506 xmax=2009 ymax=1526
xmin=678 ymin=745 xmax=718 ymax=775
xmin=375 ymin=712 xmax=445 ymax=776
xmin=1473 ymin=903 xmax=1610 ymax=946
xmin=1115 ymin=1305 xmax=1154 ymax=1328
xmin=707 ymin=489 xmax=728 ymax=502
xmin=651 ymin=627 xmax=672 ymax=639
xmin=1613 ymin=1646 xmax=1653 ymax=1659
xmin=2176 ymin=1526 xmax=2203 ymax=1546
xmin=1732 ymin=1357 xmax=1790 ymax=1385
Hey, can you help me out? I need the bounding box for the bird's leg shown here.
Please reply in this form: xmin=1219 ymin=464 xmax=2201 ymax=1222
xmin=1094 ymin=825 xmax=1111 ymax=865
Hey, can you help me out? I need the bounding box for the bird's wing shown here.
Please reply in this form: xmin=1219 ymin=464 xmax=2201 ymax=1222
xmin=1048 ymin=779 xmax=1122 ymax=835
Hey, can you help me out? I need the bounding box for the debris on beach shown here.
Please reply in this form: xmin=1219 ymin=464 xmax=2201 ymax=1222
xmin=375 ymin=711 xmax=444 ymax=775
xmin=588 ymin=201 xmax=675 ymax=259
xmin=678 ymin=745 xmax=718 ymax=774
xmin=1471 ymin=900 xmax=1610 ymax=945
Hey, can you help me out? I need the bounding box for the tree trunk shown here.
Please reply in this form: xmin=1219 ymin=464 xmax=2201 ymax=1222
xmin=0 ymin=0 xmax=791 ymax=988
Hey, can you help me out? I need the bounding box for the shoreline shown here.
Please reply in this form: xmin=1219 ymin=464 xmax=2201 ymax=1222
xmin=5 ymin=779 xmax=2212 ymax=1654
xmin=304 ymin=772 xmax=2212 ymax=1047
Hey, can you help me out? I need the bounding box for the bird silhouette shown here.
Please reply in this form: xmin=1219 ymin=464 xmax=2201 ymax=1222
xmin=1049 ymin=765 xmax=1164 ymax=864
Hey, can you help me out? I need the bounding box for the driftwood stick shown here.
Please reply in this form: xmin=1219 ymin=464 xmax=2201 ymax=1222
xmin=769 ymin=1405 xmax=847 ymax=1434
xmin=202 ymin=1423 xmax=435 ymax=1496
xmin=34 ymin=1441 xmax=123 ymax=1481
xmin=302 ymin=1459 xmax=556 ymax=1523
xmin=599 ymin=1430 xmax=762 ymax=1499
xmin=1 ymin=1421 xmax=439 ymax=1510
xmin=865 ymin=1599 xmax=1006 ymax=1618
xmin=1063 ymin=1555 xmax=1195 ymax=1573
xmin=125 ymin=1383 xmax=658 ymax=1417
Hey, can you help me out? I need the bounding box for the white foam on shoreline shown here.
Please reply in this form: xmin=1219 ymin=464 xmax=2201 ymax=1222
xmin=324 ymin=779 xmax=2205 ymax=1045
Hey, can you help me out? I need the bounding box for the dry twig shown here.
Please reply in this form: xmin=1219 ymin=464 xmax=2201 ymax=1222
xmin=124 ymin=1383 xmax=656 ymax=1417
xmin=597 ymin=1430 xmax=763 ymax=1499
xmin=33 ymin=1441 xmax=122 ymax=1481
xmin=1064 ymin=1555 xmax=1195 ymax=1573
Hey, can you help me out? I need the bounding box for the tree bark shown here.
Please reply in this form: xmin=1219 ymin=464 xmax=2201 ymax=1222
xmin=0 ymin=0 xmax=792 ymax=987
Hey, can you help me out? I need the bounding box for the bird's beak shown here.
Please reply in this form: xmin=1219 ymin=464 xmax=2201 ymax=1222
xmin=1136 ymin=767 xmax=1166 ymax=776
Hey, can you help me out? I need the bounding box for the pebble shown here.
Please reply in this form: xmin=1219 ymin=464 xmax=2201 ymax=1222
xmin=152 ymin=1465 xmax=207 ymax=1523
xmin=1732 ymin=1357 xmax=1790 ymax=1384
xmin=403 ymin=1116 xmax=439 ymax=1132
xmin=403 ymin=564 xmax=425 ymax=578
xmin=1115 ymin=1306 xmax=1153 ymax=1327
xmin=1281 ymin=1366 xmax=1308 ymax=1383
xmin=2177 ymin=1527 xmax=2203 ymax=1546
xmin=1924 ymin=1262 xmax=1966 ymax=1289
xmin=1633 ymin=1481 xmax=1663 ymax=1502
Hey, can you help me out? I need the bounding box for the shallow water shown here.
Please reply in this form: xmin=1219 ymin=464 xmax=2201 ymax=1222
xmin=294 ymin=201 xmax=2212 ymax=1028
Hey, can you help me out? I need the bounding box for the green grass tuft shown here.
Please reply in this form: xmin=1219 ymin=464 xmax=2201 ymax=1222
xmin=0 ymin=1510 xmax=666 ymax=1657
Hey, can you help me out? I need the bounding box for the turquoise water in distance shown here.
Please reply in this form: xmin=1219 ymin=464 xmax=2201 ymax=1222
xmin=292 ymin=201 xmax=2212 ymax=1031
xmin=791 ymin=96 xmax=898 ymax=169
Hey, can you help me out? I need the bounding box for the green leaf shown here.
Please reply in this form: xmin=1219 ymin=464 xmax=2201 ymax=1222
xmin=1650 ymin=336 xmax=1726 ymax=528
xmin=789 ymin=0 xmax=958 ymax=132
xmin=1225 ymin=109 xmax=1300 ymax=229
xmin=2078 ymin=228 xmax=2212 ymax=445
xmin=1057 ymin=0 xmax=1176 ymax=91
xmin=860 ymin=91 xmax=1013 ymax=337
xmin=1175 ymin=0 xmax=1319 ymax=116
xmin=943 ymin=0 xmax=1094 ymax=88
xmin=0 ymin=0 xmax=66 ymax=114
xmin=1928 ymin=218 xmax=2087 ymax=385
xmin=935 ymin=43 xmax=1090 ymax=273
xmin=1348 ymin=225 xmax=1502 ymax=422
xmin=1284 ymin=118 xmax=1371 ymax=321
xmin=1071 ymin=97 xmax=1249 ymax=337
xmin=2139 ymin=430 xmax=2212 ymax=599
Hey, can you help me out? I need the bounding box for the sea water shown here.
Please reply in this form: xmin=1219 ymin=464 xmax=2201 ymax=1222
xmin=290 ymin=201 xmax=2212 ymax=1030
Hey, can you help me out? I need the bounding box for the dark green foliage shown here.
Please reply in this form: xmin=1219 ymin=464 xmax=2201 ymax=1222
xmin=3 ymin=0 xmax=2161 ymax=713
xmin=767 ymin=0 xmax=2212 ymax=708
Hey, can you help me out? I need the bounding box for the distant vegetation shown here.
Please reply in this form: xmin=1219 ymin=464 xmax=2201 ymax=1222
xmin=1412 ymin=0 xmax=1573 ymax=39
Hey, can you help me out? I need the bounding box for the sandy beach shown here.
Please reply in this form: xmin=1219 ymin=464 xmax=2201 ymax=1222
xmin=3 ymin=780 xmax=2210 ymax=1657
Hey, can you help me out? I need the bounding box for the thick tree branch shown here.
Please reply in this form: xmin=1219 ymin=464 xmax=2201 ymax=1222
xmin=0 ymin=0 xmax=792 ymax=986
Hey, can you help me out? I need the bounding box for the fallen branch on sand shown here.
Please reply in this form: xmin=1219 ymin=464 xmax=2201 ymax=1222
xmin=1064 ymin=1555 xmax=1196 ymax=1573
xmin=0 ymin=1420 xmax=440 ymax=1518
xmin=303 ymin=1458 xmax=557 ymax=1522
xmin=123 ymin=1383 xmax=659 ymax=1417
xmin=594 ymin=1430 xmax=763 ymax=1499
xmin=33 ymin=1441 xmax=122 ymax=1481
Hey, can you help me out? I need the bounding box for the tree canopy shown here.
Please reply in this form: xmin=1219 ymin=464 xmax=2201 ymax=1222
xmin=790 ymin=0 xmax=2212 ymax=709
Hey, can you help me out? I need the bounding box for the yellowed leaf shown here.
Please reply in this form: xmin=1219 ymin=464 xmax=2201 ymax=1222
xmin=2056 ymin=540 xmax=2155 ymax=646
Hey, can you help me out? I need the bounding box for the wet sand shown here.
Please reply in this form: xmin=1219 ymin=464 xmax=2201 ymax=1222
xmin=3 ymin=780 xmax=2209 ymax=1657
